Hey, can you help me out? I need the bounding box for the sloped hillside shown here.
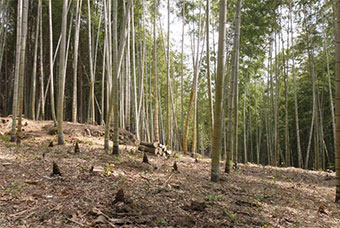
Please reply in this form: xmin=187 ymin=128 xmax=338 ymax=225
xmin=0 ymin=119 xmax=339 ymax=227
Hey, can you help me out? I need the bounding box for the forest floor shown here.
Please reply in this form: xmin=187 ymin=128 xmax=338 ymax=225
xmin=0 ymin=118 xmax=340 ymax=228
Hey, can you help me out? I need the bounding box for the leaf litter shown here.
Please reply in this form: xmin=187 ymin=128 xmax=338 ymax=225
xmin=0 ymin=118 xmax=340 ymax=227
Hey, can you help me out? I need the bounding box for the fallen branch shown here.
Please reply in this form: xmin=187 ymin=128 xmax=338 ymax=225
xmin=92 ymin=208 xmax=117 ymax=227
xmin=67 ymin=218 xmax=85 ymax=227
xmin=139 ymin=174 xmax=151 ymax=183
xmin=163 ymin=173 xmax=174 ymax=187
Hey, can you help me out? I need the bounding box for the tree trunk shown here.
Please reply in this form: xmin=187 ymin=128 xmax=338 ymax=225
xmin=166 ymin=0 xmax=171 ymax=148
xmin=16 ymin=0 xmax=28 ymax=144
xmin=225 ymin=0 xmax=241 ymax=173
xmin=290 ymin=3 xmax=302 ymax=168
xmin=10 ymin=0 xmax=22 ymax=142
xmin=211 ymin=0 xmax=227 ymax=182
xmin=31 ymin=7 xmax=39 ymax=121
xmin=103 ymin=0 xmax=112 ymax=150
xmin=206 ymin=0 xmax=214 ymax=146
xmin=243 ymin=82 xmax=247 ymax=163
xmin=109 ymin=0 xmax=131 ymax=155
xmin=335 ymin=0 xmax=340 ymax=198
xmin=57 ymin=0 xmax=68 ymax=145
xmin=39 ymin=0 xmax=44 ymax=120
xmin=153 ymin=0 xmax=159 ymax=145
xmin=274 ymin=32 xmax=279 ymax=166
xmin=323 ymin=23 xmax=336 ymax=170
xmin=87 ymin=0 xmax=95 ymax=124
xmin=131 ymin=4 xmax=138 ymax=138
xmin=72 ymin=0 xmax=82 ymax=123
xmin=184 ymin=1 xmax=203 ymax=154
xmin=48 ymin=0 xmax=56 ymax=124
xmin=181 ymin=1 xmax=185 ymax=150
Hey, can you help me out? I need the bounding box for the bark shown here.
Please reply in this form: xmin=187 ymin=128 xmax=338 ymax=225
xmin=183 ymin=1 xmax=204 ymax=154
xmin=48 ymin=0 xmax=56 ymax=124
xmin=57 ymin=0 xmax=68 ymax=145
xmin=323 ymin=23 xmax=336 ymax=170
xmin=16 ymin=0 xmax=28 ymax=144
xmin=137 ymin=1 xmax=146 ymax=140
xmin=31 ymin=7 xmax=39 ymax=121
xmin=10 ymin=0 xmax=22 ymax=142
xmin=103 ymin=0 xmax=112 ymax=150
xmin=166 ymin=0 xmax=171 ymax=148
xmin=39 ymin=0 xmax=44 ymax=120
xmin=181 ymin=1 xmax=185 ymax=150
xmin=131 ymin=4 xmax=138 ymax=138
xmin=101 ymin=34 xmax=106 ymax=125
xmin=211 ymin=0 xmax=227 ymax=182
xmin=87 ymin=0 xmax=95 ymax=124
xmin=269 ymin=38 xmax=274 ymax=165
xmin=191 ymin=3 xmax=205 ymax=155
xmin=243 ymin=84 xmax=247 ymax=163
xmin=72 ymin=0 xmax=83 ymax=123
xmin=106 ymin=0 xmax=132 ymax=155
xmin=290 ymin=3 xmax=302 ymax=168
xmin=153 ymin=0 xmax=159 ymax=145
xmin=274 ymin=32 xmax=279 ymax=166
xmin=206 ymin=0 xmax=214 ymax=141
xmin=225 ymin=0 xmax=241 ymax=173
xmin=305 ymin=102 xmax=315 ymax=169
xmin=282 ymin=14 xmax=289 ymax=167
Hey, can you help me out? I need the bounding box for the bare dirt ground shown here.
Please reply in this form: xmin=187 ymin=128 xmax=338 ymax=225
xmin=0 ymin=118 xmax=340 ymax=228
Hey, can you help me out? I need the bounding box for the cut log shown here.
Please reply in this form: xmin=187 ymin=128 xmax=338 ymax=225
xmin=138 ymin=145 xmax=157 ymax=153
xmin=140 ymin=141 xmax=159 ymax=148
xmin=139 ymin=141 xmax=169 ymax=156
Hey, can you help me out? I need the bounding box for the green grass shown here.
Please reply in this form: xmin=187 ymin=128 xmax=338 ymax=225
xmin=0 ymin=135 xmax=11 ymax=142
xmin=155 ymin=218 xmax=167 ymax=227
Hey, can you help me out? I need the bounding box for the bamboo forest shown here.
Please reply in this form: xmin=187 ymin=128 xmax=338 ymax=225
xmin=1 ymin=0 xmax=340 ymax=227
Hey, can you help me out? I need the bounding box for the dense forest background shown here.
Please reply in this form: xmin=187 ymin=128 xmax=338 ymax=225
xmin=0 ymin=0 xmax=336 ymax=171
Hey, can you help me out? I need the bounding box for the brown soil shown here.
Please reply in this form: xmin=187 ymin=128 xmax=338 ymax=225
xmin=0 ymin=119 xmax=340 ymax=227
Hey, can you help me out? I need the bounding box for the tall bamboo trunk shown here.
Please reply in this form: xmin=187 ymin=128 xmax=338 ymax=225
xmin=108 ymin=0 xmax=131 ymax=155
xmin=181 ymin=1 xmax=185 ymax=150
xmin=268 ymin=38 xmax=274 ymax=165
xmin=39 ymin=0 xmax=45 ymax=120
xmin=10 ymin=0 xmax=23 ymax=142
xmin=335 ymin=0 xmax=340 ymax=202
xmin=87 ymin=0 xmax=95 ymax=124
xmin=72 ymin=0 xmax=82 ymax=123
xmin=16 ymin=0 xmax=28 ymax=144
xmin=57 ymin=0 xmax=68 ymax=145
xmin=289 ymin=3 xmax=302 ymax=168
xmin=184 ymin=1 xmax=203 ymax=154
xmin=166 ymin=0 xmax=171 ymax=148
xmin=206 ymin=0 xmax=214 ymax=144
xmin=48 ymin=0 xmax=56 ymax=124
xmin=282 ymin=15 xmax=289 ymax=167
xmin=31 ymin=7 xmax=39 ymax=121
xmin=274 ymin=32 xmax=279 ymax=166
xmin=103 ymin=0 xmax=111 ymax=149
xmin=225 ymin=0 xmax=241 ymax=173
xmin=137 ymin=1 xmax=146 ymax=140
xmin=211 ymin=0 xmax=227 ymax=182
xmin=243 ymin=82 xmax=247 ymax=163
xmin=323 ymin=23 xmax=336 ymax=169
xmin=131 ymin=4 xmax=138 ymax=138
xmin=153 ymin=0 xmax=159 ymax=144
